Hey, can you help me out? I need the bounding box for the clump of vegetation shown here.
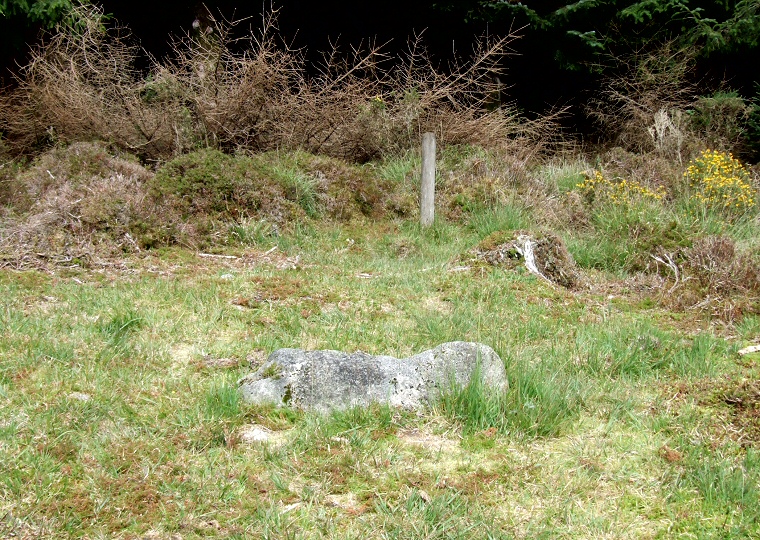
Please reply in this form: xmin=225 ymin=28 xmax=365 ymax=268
xmin=576 ymin=169 xmax=666 ymax=206
xmin=564 ymin=162 xmax=688 ymax=274
xmin=690 ymin=91 xmax=757 ymax=154
xmin=0 ymin=143 xmax=422 ymax=266
xmin=658 ymin=235 xmax=760 ymax=320
xmin=0 ymin=5 xmax=182 ymax=160
xmin=684 ymin=236 xmax=760 ymax=297
xmin=0 ymin=142 xmax=180 ymax=262
xmin=683 ymin=149 xmax=756 ymax=217
xmin=437 ymin=359 xmax=582 ymax=439
xmin=148 ymin=149 xmax=302 ymax=222
xmin=0 ymin=161 xmax=28 ymax=211
xmin=150 ymin=148 xmax=409 ymax=224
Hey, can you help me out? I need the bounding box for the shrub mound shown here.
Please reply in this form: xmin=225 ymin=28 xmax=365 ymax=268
xmin=473 ymin=230 xmax=581 ymax=289
xmin=0 ymin=143 xmax=418 ymax=267
xmin=0 ymin=142 xmax=173 ymax=264
xmin=659 ymin=235 xmax=760 ymax=320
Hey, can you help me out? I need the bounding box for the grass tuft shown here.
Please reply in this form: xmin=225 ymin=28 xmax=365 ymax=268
xmin=438 ymin=355 xmax=582 ymax=438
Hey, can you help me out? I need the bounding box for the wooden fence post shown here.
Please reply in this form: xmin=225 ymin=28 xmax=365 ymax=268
xmin=420 ymin=132 xmax=436 ymax=227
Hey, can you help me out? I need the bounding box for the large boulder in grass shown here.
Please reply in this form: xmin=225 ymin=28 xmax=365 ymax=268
xmin=239 ymin=342 xmax=507 ymax=412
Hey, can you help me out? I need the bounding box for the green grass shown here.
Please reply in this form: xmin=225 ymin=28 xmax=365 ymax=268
xmin=1 ymin=144 xmax=760 ymax=538
xmin=2 ymin=216 xmax=757 ymax=539
xmin=272 ymin=164 xmax=320 ymax=218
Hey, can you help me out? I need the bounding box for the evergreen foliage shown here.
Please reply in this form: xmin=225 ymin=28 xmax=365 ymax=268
xmin=437 ymin=1 xmax=760 ymax=66
xmin=0 ymin=0 xmax=91 ymax=62
xmin=0 ymin=0 xmax=77 ymax=25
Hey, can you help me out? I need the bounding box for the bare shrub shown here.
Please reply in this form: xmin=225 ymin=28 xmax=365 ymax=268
xmin=165 ymin=14 xmax=559 ymax=161
xmin=0 ymin=6 xmax=560 ymax=163
xmin=164 ymin=12 xmax=298 ymax=154
xmin=0 ymin=4 xmax=183 ymax=160
xmin=658 ymin=236 xmax=760 ymax=321
xmin=588 ymin=42 xmax=699 ymax=161
xmin=684 ymin=236 xmax=760 ymax=297
xmin=589 ymin=42 xmax=757 ymax=164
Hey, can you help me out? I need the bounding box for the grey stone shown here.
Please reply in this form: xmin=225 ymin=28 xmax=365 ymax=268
xmin=238 ymin=341 xmax=507 ymax=412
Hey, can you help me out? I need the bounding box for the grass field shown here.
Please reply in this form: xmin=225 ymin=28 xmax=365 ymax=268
xmin=1 ymin=195 xmax=759 ymax=538
xmin=1 ymin=6 xmax=759 ymax=536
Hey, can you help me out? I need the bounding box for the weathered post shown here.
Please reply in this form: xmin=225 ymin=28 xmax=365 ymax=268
xmin=420 ymin=132 xmax=436 ymax=227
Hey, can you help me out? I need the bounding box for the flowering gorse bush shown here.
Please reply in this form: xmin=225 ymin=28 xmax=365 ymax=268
xmin=576 ymin=170 xmax=666 ymax=206
xmin=684 ymin=149 xmax=756 ymax=215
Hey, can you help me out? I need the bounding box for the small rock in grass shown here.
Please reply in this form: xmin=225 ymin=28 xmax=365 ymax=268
xmin=239 ymin=424 xmax=274 ymax=444
xmin=326 ymin=493 xmax=364 ymax=513
xmin=68 ymin=392 xmax=92 ymax=402
xmin=738 ymin=344 xmax=760 ymax=356
xmin=282 ymin=502 xmax=302 ymax=512
xmin=237 ymin=424 xmax=291 ymax=446
xmin=202 ymin=356 xmax=239 ymax=369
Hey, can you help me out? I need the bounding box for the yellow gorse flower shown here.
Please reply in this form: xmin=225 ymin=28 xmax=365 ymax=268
xmin=576 ymin=170 xmax=666 ymax=206
xmin=683 ymin=149 xmax=756 ymax=214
